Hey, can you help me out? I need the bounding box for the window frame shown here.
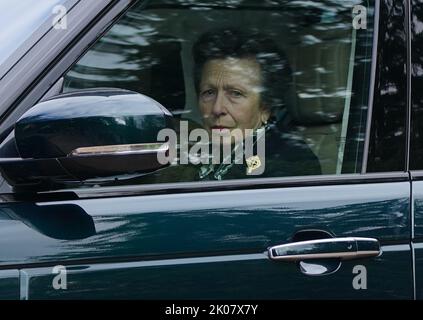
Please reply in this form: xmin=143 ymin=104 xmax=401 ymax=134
xmin=0 ymin=0 xmax=79 ymax=80
xmin=408 ymin=0 xmax=423 ymax=178
xmin=0 ymin=0 xmax=411 ymax=201
xmin=365 ymin=0 xmax=409 ymax=174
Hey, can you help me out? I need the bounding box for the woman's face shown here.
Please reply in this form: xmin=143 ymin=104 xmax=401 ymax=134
xmin=198 ymin=57 xmax=270 ymax=144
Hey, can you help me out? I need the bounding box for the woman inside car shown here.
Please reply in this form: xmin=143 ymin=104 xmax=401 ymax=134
xmin=189 ymin=27 xmax=321 ymax=180
xmin=135 ymin=27 xmax=321 ymax=183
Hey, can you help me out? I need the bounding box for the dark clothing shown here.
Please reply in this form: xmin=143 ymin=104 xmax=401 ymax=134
xmin=139 ymin=123 xmax=321 ymax=184
xmin=197 ymin=123 xmax=321 ymax=180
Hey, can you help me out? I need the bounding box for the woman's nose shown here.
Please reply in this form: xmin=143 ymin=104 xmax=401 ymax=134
xmin=212 ymin=91 xmax=227 ymax=116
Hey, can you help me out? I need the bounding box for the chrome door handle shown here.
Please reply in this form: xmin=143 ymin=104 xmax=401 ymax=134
xmin=268 ymin=237 xmax=381 ymax=261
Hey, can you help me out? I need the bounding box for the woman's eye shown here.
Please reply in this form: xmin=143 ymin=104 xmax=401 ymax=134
xmin=230 ymin=90 xmax=244 ymax=98
xmin=202 ymin=89 xmax=215 ymax=96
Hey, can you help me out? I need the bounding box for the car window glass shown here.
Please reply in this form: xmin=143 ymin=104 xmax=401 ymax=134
xmin=62 ymin=0 xmax=374 ymax=185
xmin=0 ymin=0 xmax=67 ymax=67
xmin=411 ymin=0 xmax=423 ymax=170
xmin=366 ymin=0 xmax=407 ymax=173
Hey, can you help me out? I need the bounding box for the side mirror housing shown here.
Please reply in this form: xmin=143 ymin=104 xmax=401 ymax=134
xmin=0 ymin=89 xmax=173 ymax=190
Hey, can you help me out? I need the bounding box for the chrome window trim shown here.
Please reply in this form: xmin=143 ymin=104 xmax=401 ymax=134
xmin=43 ymin=172 xmax=411 ymax=201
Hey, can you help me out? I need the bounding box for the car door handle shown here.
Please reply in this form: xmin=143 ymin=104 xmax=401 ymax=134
xmin=268 ymin=237 xmax=381 ymax=261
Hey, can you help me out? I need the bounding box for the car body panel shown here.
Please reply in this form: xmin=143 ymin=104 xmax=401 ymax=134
xmin=0 ymin=270 xmax=19 ymax=300
xmin=23 ymin=246 xmax=412 ymax=299
xmin=413 ymin=242 xmax=423 ymax=299
xmin=0 ymin=181 xmax=412 ymax=299
xmin=411 ymin=177 xmax=423 ymax=299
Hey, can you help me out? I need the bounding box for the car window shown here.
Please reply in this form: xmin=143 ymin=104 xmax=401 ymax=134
xmin=411 ymin=0 xmax=423 ymax=170
xmin=62 ymin=0 xmax=374 ymax=184
xmin=366 ymin=0 xmax=407 ymax=173
xmin=0 ymin=0 xmax=67 ymax=67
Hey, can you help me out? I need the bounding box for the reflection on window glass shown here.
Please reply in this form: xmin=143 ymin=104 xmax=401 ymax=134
xmin=0 ymin=0 xmax=67 ymax=66
xmin=367 ymin=0 xmax=406 ymax=173
xmin=411 ymin=0 xmax=423 ymax=170
xmin=63 ymin=0 xmax=374 ymax=185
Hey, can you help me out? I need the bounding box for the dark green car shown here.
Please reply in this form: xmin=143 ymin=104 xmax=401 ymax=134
xmin=0 ymin=0 xmax=422 ymax=300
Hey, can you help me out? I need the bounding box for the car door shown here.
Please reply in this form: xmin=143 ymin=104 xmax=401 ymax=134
xmin=409 ymin=0 xmax=423 ymax=301
xmin=0 ymin=0 xmax=413 ymax=299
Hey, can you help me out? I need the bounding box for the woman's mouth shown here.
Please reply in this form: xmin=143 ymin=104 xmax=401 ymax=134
xmin=211 ymin=126 xmax=230 ymax=132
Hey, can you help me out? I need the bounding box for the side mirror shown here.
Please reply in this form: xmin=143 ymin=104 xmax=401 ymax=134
xmin=0 ymin=89 xmax=173 ymax=190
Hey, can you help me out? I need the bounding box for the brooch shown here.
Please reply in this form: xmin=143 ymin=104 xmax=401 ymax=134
xmin=246 ymin=156 xmax=262 ymax=174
